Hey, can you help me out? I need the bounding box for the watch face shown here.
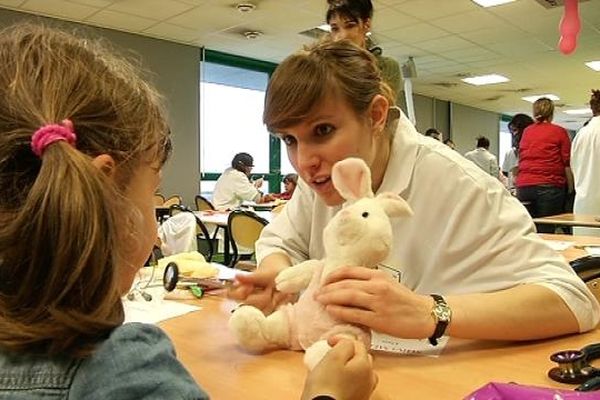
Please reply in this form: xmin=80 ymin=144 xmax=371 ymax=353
xmin=434 ymin=304 xmax=451 ymax=322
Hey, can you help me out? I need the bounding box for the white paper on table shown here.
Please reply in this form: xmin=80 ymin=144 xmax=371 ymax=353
xmin=543 ymin=240 xmax=575 ymax=251
xmin=123 ymin=286 xmax=201 ymax=324
xmin=585 ymin=247 xmax=600 ymax=256
xmin=371 ymin=331 xmax=448 ymax=357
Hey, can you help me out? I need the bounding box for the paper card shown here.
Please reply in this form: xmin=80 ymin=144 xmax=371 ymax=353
xmin=123 ymin=286 xmax=201 ymax=324
xmin=585 ymin=247 xmax=600 ymax=256
xmin=373 ymin=263 xmax=447 ymax=356
xmin=371 ymin=331 xmax=449 ymax=356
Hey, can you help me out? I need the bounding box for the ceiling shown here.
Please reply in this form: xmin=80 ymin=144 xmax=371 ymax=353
xmin=1 ymin=0 xmax=599 ymax=130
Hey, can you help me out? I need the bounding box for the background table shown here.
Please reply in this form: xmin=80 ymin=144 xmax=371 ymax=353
xmin=534 ymin=213 xmax=600 ymax=229
xmin=159 ymin=234 xmax=600 ymax=399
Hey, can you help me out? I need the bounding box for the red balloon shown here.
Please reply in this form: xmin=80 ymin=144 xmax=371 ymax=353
xmin=558 ymin=0 xmax=581 ymax=55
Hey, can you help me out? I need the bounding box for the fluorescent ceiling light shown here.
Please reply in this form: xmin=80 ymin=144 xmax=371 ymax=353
xmin=521 ymin=94 xmax=560 ymax=103
xmin=317 ymin=24 xmax=331 ymax=32
xmin=461 ymin=74 xmax=509 ymax=86
xmin=471 ymin=0 xmax=515 ymax=7
xmin=585 ymin=61 xmax=600 ymax=71
xmin=564 ymin=108 xmax=592 ymax=115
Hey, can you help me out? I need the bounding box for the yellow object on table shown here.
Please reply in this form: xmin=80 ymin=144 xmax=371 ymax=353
xmin=157 ymin=251 xmax=218 ymax=279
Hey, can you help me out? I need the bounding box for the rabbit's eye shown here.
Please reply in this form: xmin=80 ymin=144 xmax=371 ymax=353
xmin=361 ymin=212 xmax=369 ymax=218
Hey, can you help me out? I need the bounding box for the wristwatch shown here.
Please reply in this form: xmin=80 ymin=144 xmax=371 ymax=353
xmin=428 ymin=294 xmax=452 ymax=346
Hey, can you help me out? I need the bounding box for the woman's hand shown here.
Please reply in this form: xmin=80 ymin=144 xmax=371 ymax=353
xmin=301 ymin=338 xmax=377 ymax=400
xmin=227 ymin=257 xmax=293 ymax=314
xmin=315 ymin=266 xmax=435 ymax=339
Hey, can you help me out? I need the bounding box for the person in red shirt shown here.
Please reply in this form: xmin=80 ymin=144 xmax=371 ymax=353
xmin=516 ymin=97 xmax=574 ymax=233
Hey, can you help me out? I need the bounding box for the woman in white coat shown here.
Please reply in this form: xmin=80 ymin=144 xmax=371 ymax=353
xmin=571 ymin=89 xmax=600 ymax=236
xmin=229 ymin=40 xmax=599 ymax=345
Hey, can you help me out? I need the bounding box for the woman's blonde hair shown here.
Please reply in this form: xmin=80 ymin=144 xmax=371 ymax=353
xmin=533 ymin=97 xmax=554 ymax=122
xmin=0 ymin=23 xmax=170 ymax=357
xmin=263 ymin=39 xmax=394 ymax=132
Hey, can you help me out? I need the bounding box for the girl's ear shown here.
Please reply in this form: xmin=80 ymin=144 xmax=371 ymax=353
xmin=331 ymin=157 xmax=373 ymax=201
xmin=92 ymin=154 xmax=116 ymax=178
xmin=369 ymin=94 xmax=389 ymax=135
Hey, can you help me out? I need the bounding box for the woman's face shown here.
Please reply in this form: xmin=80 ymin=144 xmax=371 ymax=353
xmin=119 ymin=159 xmax=162 ymax=292
xmin=329 ymin=14 xmax=370 ymax=48
xmin=276 ymin=94 xmax=388 ymax=206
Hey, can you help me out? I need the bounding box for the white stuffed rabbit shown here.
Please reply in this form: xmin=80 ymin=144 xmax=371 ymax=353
xmin=228 ymin=157 xmax=412 ymax=369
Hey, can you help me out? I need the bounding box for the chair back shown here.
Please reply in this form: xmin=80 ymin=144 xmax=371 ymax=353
xmin=195 ymin=195 xmax=215 ymax=211
xmin=163 ymin=195 xmax=182 ymax=208
xmin=227 ymin=210 xmax=268 ymax=267
xmin=154 ymin=193 xmax=165 ymax=206
xmin=168 ymin=204 xmax=215 ymax=261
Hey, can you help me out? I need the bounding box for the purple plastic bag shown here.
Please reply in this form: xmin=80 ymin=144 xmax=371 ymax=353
xmin=464 ymin=382 xmax=600 ymax=399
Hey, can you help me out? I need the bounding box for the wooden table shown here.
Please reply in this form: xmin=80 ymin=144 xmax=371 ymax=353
xmin=241 ymin=200 xmax=286 ymax=211
xmin=533 ymin=213 xmax=600 ymax=229
xmin=160 ymin=296 xmax=600 ymax=400
xmin=159 ymin=235 xmax=600 ymax=399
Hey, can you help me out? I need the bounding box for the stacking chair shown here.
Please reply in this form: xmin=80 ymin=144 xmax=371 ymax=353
xmin=153 ymin=193 xmax=166 ymax=206
xmin=195 ymin=195 xmax=215 ymax=211
xmin=194 ymin=194 xmax=222 ymax=247
xmin=168 ymin=204 xmax=215 ymax=262
xmin=162 ymin=195 xmax=183 ymax=208
xmin=227 ymin=210 xmax=269 ymax=270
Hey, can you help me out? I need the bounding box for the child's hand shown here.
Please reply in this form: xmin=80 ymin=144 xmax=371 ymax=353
xmin=301 ymin=338 xmax=377 ymax=400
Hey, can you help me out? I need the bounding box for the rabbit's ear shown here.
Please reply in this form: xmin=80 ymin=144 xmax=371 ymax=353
xmin=375 ymin=192 xmax=413 ymax=218
xmin=332 ymin=158 xmax=373 ymax=201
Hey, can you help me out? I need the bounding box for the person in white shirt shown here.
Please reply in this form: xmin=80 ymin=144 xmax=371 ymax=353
xmin=464 ymin=136 xmax=500 ymax=179
xmin=228 ymin=40 xmax=599 ymax=344
xmin=571 ymin=89 xmax=600 ymax=236
xmin=212 ymin=153 xmax=273 ymax=210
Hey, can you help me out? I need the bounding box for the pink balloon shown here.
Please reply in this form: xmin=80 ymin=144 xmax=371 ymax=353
xmin=558 ymin=0 xmax=580 ymax=55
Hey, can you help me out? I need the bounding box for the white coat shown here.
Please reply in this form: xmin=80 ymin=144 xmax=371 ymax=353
xmin=571 ymin=115 xmax=600 ymax=236
xmin=257 ymin=110 xmax=600 ymax=332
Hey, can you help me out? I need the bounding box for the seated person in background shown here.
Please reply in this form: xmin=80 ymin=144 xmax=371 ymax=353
xmin=464 ymin=136 xmax=500 ymax=179
xmin=273 ymin=173 xmax=298 ymax=200
xmin=212 ymin=152 xmax=274 ymax=210
xmin=0 ymin=24 xmax=376 ymax=400
xmin=424 ymin=127 xmax=441 ymax=141
xmin=229 ymin=39 xmax=599 ymax=346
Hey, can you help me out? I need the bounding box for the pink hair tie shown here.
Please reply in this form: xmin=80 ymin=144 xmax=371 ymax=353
xmin=31 ymin=119 xmax=77 ymax=157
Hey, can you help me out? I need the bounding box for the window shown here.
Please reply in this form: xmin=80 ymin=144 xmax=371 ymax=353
xmin=199 ymin=50 xmax=282 ymax=197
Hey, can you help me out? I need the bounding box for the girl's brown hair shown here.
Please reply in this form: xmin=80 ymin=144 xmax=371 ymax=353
xmin=263 ymin=39 xmax=394 ymax=133
xmin=590 ymin=89 xmax=600 ymax=116
xmin=532 ymin=97 xmax=554 ymax=123
xmin=0 ymin=23 xmax=170 ymax=357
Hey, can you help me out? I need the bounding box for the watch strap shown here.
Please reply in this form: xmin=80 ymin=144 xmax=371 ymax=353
xmin=428 ymin=294 xmax=450 ymax=346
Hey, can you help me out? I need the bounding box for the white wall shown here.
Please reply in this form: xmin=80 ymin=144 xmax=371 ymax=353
xmin=0 ymin=9 xmax=201 ymax=206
